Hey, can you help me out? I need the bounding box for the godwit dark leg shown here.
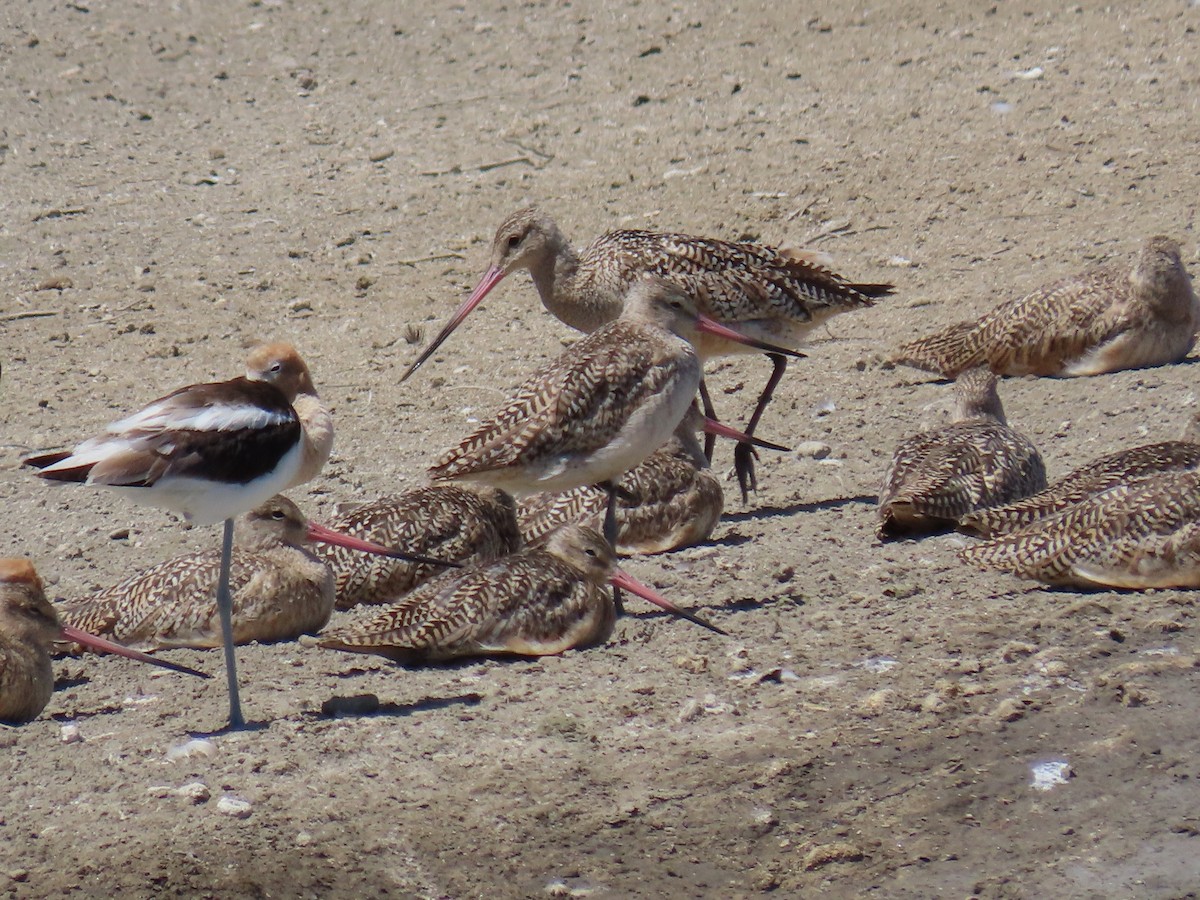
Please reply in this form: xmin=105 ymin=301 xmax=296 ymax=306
xmin=215 ymin=518 xmax=245 ymax=730
xmin=598 ymin=480 xmax=625 ymax=615
xmin=698 ymin=378 xmax=718 ymax=464
xmin=733 ymin=352 xmax=789 ymax=503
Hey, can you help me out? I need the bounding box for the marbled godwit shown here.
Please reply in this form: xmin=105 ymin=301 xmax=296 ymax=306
xmin=1 ymin=559 xmax=207 ymax=725
xmin=960 ymin=413 xmax=1200 ymax=538
xmin=959 ymin=468 xmax=1200 ymax=589
xmin=24 ymin=342 xmax=332 ymax=729
xmin=402 ymin=205 xmax=893 ymax=498
xmin=877 ymin=367 xmax=1047 ymax=538
xmin=319 ymin=524 xmax=724 ymax=663
xmin=316 ymin=484 xmax=522 ymax=610
xmin=58 ymin=496 xmax=445 ymax=651
xmin=516 ymin=403 xmax=748 ymax=554
xmin=428 ymin=277 xmax=802 ymax=550
xmin=893 ymin=236 xmax=1199 ymax=378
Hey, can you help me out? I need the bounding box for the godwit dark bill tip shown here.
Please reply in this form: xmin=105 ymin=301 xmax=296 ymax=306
xmin=695 ymin=313 xmax=806 ymax=360
xmin=400 ymin=264 xmax=507 ymax=383
xmin=58 ymin=624 xmax=211 ymax=679
xmin=609 ymin=569 xmax=728 ymax=637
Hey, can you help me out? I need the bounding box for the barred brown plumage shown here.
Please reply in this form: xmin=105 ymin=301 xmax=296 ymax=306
xmin=892 ymin=236 xmax=1199 ymax=378
xmin=59 ymin=496 xmax=415 ymax=652
xmin=877 ymin=367 xmax=1047 ymax=538
xmin=959 ymin=468 xmax=1200 ymax=589
xmin=428 ymin=278 xmax=800 ymax=514
xmin=2 ymin=558 xmax=206 ymax=725
xmin=517 ymin=407 xmax=724 ymax=555
xmin=402 ymin=205 xmax=892 ymax=499
xmin=959 ymin=413 xmax=1200 ymax=538
xmin=318 ymin=524 xmax=722 ymax=663
xmin=315 ymin=484 xmax=521 ymax=610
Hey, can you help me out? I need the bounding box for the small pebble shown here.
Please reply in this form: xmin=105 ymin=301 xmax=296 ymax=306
xmin=166 ymin=738 xmax=217 ymax=761
xmin=60 ymin=723 xmax=82 ymax=744
xmin=175 ymin=782 xmax=211 ymax=804
xmin=108 ymin=527 xmax=130 ymax=540
xmin=217 ymin=795 xmax=253 ymax=819
xmin=795 ymin=441 xmax=832 ymax=460
xmin=677 ymin=698 xmax=703 ymax=723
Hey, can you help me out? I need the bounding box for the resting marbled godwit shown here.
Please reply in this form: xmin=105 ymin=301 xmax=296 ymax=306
xmin=58 ymin=496 xmax=445 ymax=651
xmin=427 ymin=277 xmax=802 ymax=550
xmin=515 ymin=402 xmax=758 ymax=554
xmin=316 ymin=484 xmax=522 ymax=610
xmin=959 ymin=468 xmax=1200 ymax=589
xmin=959 ymin=413 xmax=1200 ymax=538
xmin=1 ymin=559 xmax=207 ymax=725
xmin=877 ymin=367 xmax=1047 ymax=538
xmin=893 ymin=236 xmax=1199 ymax=379
xmin=402 ymin=205 xmax=893 ymax=499
xmin=23 ymin=342 xmax=332 ymax=729
xmin=319 ymin=524 xmax=724 ymax=663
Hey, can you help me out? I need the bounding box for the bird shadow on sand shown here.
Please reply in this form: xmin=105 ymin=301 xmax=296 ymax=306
xmin=310 ymin=690 xmax=484 ymax=721
xmin=721 ymin=494 xmax=876 ymax=525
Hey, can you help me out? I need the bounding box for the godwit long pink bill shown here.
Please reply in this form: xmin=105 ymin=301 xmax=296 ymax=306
xmin=60 ymin=624 xmax=209 ymax=679
xmin=701 ymin=416 xmax=788 ymax=453
xmin=401 ymin=267 xmax=804 ymax=383
xmin=402 ymin=264 xmax=506 ymax=381
xmin=305 ymin=522 xmax=461 ymax=570
xmin=610 ymin=568 xmax=726 ymax=636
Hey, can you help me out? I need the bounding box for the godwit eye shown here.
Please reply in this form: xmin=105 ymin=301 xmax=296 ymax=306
xmin=270 ymin=510 xmax=287 ymax=520
xmin=505 ymin=233 xmax=520 ymax=251
xmin=270 ymin=361 xmax=283 ymax=373
xmin=584 ymin=547 xmax=598 ymax=558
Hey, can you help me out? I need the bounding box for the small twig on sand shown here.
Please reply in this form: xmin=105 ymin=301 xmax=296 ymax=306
xmin=422 ymin=156 xmax=536 ymax=177
xmin=0 ymin=310 xmax=58 ymax=323
xmin=396 ymin=252 xmax=466 ymax=267
xmin=33 ymin=207 xmax=88 ymax=222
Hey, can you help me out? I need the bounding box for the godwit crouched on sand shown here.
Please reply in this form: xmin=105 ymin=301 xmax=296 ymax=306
xmin=959 ymin=413 xmax=1200 ymax=539
xmin=403 ymin=206 xmax=893 ymax=498
xmin=319 ymin=524 xmax=724 ymax=664
xmin=893 ymin=236 xmax=1199 ymax=378
xmin=427 ymin=277 xmax=803 ymax=549
xmin=0 ymin=558 xmax=207 ymax=725
xmin=24 ymin=342 xmax=332 ymax=729
xmin=58 ymin=496 xmax=443 ymax=651
xmin=877 ymin=367 xmax=1046 ymax=539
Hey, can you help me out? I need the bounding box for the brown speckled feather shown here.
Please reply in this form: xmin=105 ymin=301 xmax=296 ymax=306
xmin=315 ymin=484 xmax=521 ymax=610
xmin=959 ymin=469 xmax=1200 ymax=588
xmin=518 ymin=432 xmax=723 ymax=554
xmin=319 ymin=525 xmax=620 ymax=662
xmin=877 ymin=368 xmax=1046 ymax=538
xmin=960 ymin=440 xmax=1200 ymax=537
xmin=893 ymin=236 xmax=1198 ymax=377
xmin=60 ymin=497 xmax=335 ymax=650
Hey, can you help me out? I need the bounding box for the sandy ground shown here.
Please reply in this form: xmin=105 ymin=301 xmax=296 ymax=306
xmin=3 ymin=1 xmax=1200 ymax=896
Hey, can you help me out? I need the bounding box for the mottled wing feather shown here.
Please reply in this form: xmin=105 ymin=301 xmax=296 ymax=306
xmin=430 ymin=324 xmax=684 ymax=479
xmin=878 ymin=423 xmax=1046 ymax=536
xmin=61 ymin=550 xmax=259 ymax=648
xmin=960 ymin=441 xmax=1200 ymax=536
xmin=589 ymin=230 xmax=887 ymax=324
xmin=321 ymin=551 xmax=586 ymax=660
xmin=960 ymin=470 xmax=1200 ymax=585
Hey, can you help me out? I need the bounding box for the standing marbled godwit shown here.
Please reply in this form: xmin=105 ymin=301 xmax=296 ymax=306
xmin=427 ymin=277 xmax=803 ymax=550
xmin=23 ymin=342 xmax=332 ymax=729
xmin=515 ymin=402 xmax=768 ymax=554
xmin=402 ymin=205 xmax=893 ymax=499
xmin=319 ymin=524 xmax=724 ymax=663
xmin=959 ymin=413 xmax=1200 ymax=538
xmin=420 ymin=280 xmax=798 ymax=496
xmin=877 ymin=367 xmax=1047 ymax=538
xmin=316 ymin=484 xmax=522 ymax=610
xmin=893 ymin=236 xmax=1199 ymax=378
xmin=1 ymin=559 xmax=208 ymax=725
xmin=59 ymin=496 xmax=447 ymax=651
xmin=959 ymin=468 xmax=1200 ymax=589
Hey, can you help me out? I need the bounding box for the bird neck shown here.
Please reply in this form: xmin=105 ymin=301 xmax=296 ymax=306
xmin=292 ymin=394 xmax=334 ymax=487
xmin=527 ymin=240 xmax=614 ymax=334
